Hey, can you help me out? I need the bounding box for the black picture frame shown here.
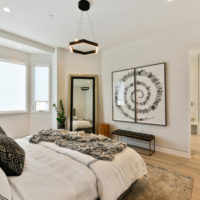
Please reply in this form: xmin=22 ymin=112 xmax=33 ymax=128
xmin=112 ymin=62 xmax=167 ymax=126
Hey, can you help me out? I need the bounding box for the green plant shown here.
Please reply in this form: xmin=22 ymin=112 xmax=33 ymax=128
xmin=52 ymin=100 xmax=66 ymax=125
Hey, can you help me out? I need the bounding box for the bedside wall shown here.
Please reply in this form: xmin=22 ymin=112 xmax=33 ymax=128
xmin=101 ymin=24 xmax=200 ymax=157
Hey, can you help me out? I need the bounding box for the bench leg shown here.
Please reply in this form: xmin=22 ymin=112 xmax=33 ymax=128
xmin=149 ymin=141 xmax=151 ymax=156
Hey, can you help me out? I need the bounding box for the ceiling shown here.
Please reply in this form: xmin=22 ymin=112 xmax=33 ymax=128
xmin=0 ymin=0 xmax=200 ymax=51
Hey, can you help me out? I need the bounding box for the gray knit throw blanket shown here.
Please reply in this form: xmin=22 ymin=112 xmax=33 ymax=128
xmin=29 ymin=129 xmax=127 ymax=161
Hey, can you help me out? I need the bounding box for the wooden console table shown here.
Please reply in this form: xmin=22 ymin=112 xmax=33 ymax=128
xmin=112 ymin=129 xmax=155 ymax=156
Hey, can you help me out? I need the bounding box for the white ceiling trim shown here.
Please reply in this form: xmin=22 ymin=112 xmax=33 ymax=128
xmin=0 ymin=29 xmax=55 ymax=53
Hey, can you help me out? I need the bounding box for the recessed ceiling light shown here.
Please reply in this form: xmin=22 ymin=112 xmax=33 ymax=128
xmin=168 ymin=0 xmax=173 ymax=2
xmin=3 ymin=7 xmax=10 ymax=13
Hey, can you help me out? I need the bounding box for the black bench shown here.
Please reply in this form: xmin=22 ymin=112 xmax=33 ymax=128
xmin=112 ymin=129 xmax=155 ymax=156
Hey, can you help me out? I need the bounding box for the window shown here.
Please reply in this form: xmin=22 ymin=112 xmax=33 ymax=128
xmin=33 ymin=66 xmax=50 ymax=111
xmin=0 ymin=60 xmax=27 ymax=113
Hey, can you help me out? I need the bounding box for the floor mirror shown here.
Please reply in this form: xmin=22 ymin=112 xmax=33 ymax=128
xmin=68 ymin=75 xmax=98 ymax=133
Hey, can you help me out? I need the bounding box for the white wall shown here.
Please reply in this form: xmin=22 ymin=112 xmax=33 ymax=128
xmin=66 ymin=51 xmax=103 ymax=122
xmin=86 ymin=86 xmax=93 ymax=120
xmin=0 ymin=46 xmax=53 ymax=138
xmin=190 ymin=52 xmax=199 ymax=123
xmin=51 ymin=49 xmax=58 ymax=129
xmin=56 ymin=48 xmax=103 ymax=129
xmin=101 ymin=25 xmax=200 ymax=157
xmin=73 ymin=86 xmax=87 ymax=119
xmin=2 ymin=24 xmax=199 ymax=157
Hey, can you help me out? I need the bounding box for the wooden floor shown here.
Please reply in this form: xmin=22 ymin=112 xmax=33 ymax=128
xmin=140 ymin=135 xmax=200 ymax=200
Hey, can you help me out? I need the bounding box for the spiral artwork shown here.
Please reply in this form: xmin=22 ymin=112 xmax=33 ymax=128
xmin=113 ymin=63 xmax=166 ymax=125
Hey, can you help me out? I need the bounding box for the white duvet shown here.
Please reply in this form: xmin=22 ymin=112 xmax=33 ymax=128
xmin=8 ymin=137 xmax=147 ymax=200
xmin=8 ymin=138 xmax=98 ymax=200
xmin=41 ymin=140 xmax=147 ymax=200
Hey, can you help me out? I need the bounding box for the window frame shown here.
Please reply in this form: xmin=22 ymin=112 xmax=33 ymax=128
xmin=31 ymin=63 xmax=51 ymax=113
xmin=0 ymin=58 xmax=28 ymax=115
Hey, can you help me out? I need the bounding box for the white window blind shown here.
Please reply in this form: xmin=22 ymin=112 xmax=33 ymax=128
xmin=0 ymin=60 xmax=26 ymax=113
xmin=33 ymin=66 xmax=50 ymax=111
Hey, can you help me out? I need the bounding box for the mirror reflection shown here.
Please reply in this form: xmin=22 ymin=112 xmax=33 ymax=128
xmin=70 ymin=77 xmax=95 ymax=133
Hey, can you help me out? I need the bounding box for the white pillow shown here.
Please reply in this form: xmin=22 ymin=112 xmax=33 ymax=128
xmin=0 ymin=168 xmax=12 ymax=200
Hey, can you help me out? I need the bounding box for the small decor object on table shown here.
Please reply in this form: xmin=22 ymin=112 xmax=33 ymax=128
xmin=52 ymin=100 xmax=66 ymax=129
xmin=112 ymin=62 xmax=167 ymax=126
xmin=98 ymin=123 xmax=110 ymax=137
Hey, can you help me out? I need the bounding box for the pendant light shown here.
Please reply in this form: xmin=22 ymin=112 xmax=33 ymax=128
xmin=69 ymin=0 xmax=99 ymax=55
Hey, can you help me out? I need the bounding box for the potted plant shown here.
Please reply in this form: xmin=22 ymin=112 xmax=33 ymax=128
xmin=52 ymin=100 xmax=66 ymax=129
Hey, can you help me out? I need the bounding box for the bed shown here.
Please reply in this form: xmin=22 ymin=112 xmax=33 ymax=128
xmin=73 ymin=119 xmax=93 ymax=133
xmin=3 ymin=134 xmax=147 ymax=200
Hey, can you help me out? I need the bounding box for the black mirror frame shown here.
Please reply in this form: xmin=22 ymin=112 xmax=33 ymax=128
xmin=68 ymin=75 xmax=98 ymax=134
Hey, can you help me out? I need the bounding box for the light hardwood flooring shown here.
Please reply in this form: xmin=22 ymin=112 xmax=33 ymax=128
xmin=140 ymin=135 xmax=200 ymax=200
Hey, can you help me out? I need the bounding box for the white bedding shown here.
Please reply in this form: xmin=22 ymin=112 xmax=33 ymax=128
xmin=73 ymin=120 xmax=92 ymax=131
xmin=41 ymin=141 xmax=147 ymax=200
xmin=7 ymin=137 xmax=147 ymax=200
xmin=8 ymin=138 xmax=98 ymax=200
xmin=0 ymin=168 xmax=12 ymax=200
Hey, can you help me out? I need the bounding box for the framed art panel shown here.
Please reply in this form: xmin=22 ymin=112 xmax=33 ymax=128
xmin=112 ymin=62 xmax=167 ymax=126
xmin=112 ymin=69 xmax=136 ymax=122
xmin=135 ymin=63 xmax=167 ymax=126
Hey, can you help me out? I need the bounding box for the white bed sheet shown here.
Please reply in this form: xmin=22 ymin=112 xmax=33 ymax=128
xmin=8 ymin=138 xmax=98 ymax=200
xmin=8 ymin=137 xmax=147 ymax=200
xmin=41 ymin=141 xmax=147 ymax=200
xmin=0 ymin=168 xmax=12 ymax=200
xmin=92 ymin=148 xmax=147 ymax=200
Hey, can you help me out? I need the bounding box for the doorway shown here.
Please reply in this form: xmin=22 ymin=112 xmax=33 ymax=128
xmin=190 ymin=48 xmax=200 ymax=157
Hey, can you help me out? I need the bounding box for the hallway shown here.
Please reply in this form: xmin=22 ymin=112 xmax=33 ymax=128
xmin=191 ymin=135 xmax=200 ymax=158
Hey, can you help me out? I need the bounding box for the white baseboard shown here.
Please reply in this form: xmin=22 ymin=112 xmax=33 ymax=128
xmin=155 ymin=146 xmax=191 ymax=158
